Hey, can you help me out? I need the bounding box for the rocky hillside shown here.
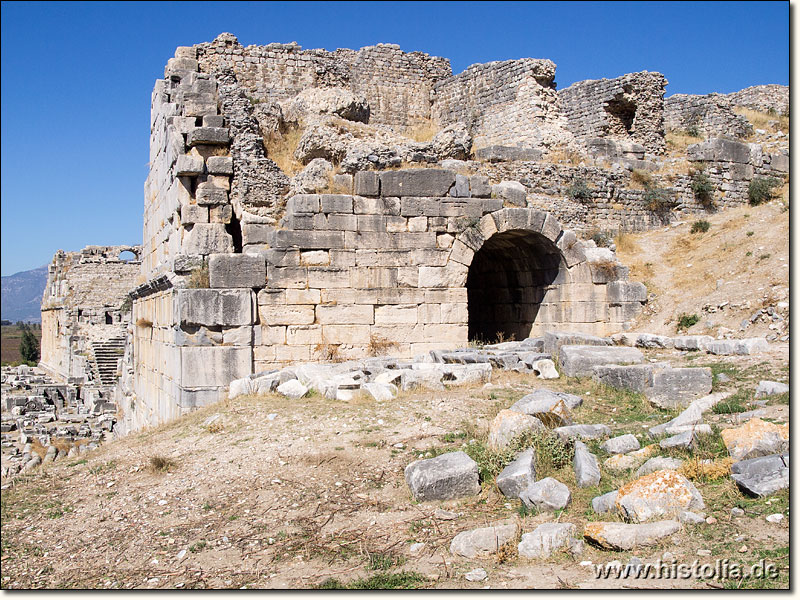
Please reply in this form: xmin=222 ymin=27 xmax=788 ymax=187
xmin=1 ymin=265 xmax=47 ymax=323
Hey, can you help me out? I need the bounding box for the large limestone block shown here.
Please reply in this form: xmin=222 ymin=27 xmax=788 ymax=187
xmin=646 ymin=367 xmax=712 ymax=409
xmin=520 ymin=477 xmax=571 ymax=512
xmin=488 ymin=409 xmax=543 ymax=451
xmin=584 ymin=520 xmax=681 ymax=551
xmin=187 ymin=127 xmax=230 ymax=146
xmin=554 ymin=424 xmax=611 ymax=442
xmin=558 ymin=345 xmax=643 ymax=377
xmin=615 ymin=469 xmax=704 ymax=523
xmin=449 ymin=523 xmax=517 ymax=558
xmin=184 ymin=223 xmax=234 ymax=255
xmin=673 ymin=335 xmax=714 ymax=351
xmin=593 ymin=364 xmax=654 ymax=393
xmin=180 ymin=346 xmax=251 ymax=388
xmin=496 ymin=448 xmax=536 ymax=498
xmin=404 ymin=451 xmax=481 ymax=501
xmin=177 ymin=289 xmax=254 ymax=327
xmin=492 ymin=181 xmax=527 ymax=206
xmin=601 ymin=434 xmax=641 ymax=455
xmin=573 ymin=441 xmax=601 ymax=487
xmin=721 ymin=418 xmax=789 ymax=461
xmin=379 ymin=169 xmax=455 ymax=197
xmin=518 ymin=523 xmax=577 ymax=559
xmin=755 ymin=380 xmax=789 ymax=398
xmin=687 ymin=137 xmax=751 ymax=163
xmin=705 ymin=338 xmax=769 ymax=356
xmin=636 ymin=457 xmax=684 ymax=477
xmin=606 ymin=281 xmax=647 ymax=304
xmin=510 ymin=391 xmax=572 ymax=428
xmin=730 ymin=453 xmax=789 ymax=497
xmin=543 ymin=331 xmax=612 ymax=354
xmin=209 ymin=254 xmax=266 ymax=288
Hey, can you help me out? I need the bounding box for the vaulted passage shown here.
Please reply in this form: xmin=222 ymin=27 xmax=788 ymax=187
xmin=466 ymin=229 xmax=564 ymax=342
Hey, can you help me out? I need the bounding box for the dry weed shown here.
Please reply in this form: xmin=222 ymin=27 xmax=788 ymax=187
xmin=613 ymin=232 xmax=639 ymax=255
xmin=314 ymin=343 xmax=342 ymax=362
xmin=733 ymin=107 xmax=789 ymax=133
xmin=367 ymin=335 xmax=398 ymax=357
xmin=404 ymin=119 xmax=439 ymax=143
xmin=265 ymin=127 xmax=304 ymax=175
xmin=148 ymin=455 xmax=177 ymax=473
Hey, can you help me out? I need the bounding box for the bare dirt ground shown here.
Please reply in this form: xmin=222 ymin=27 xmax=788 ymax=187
xmin=0 ymin=342 xmax=788 ymax=590
xmin=616 ymin=200 xmax=789 ymax=338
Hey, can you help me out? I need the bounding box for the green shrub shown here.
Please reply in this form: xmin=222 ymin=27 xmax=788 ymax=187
xmin=567 ymin=177 xmax=593 ymax=202
xmin=19 ymin=324 xmax=40 ymax=364
xmin=686 ymin=124 xmax=701 ymax=138
xmin=644 ymin=186 xmax=677 ymax=212
xmin=677 ymin=313 xmax=700 ymax=329
xmin=187 ymin=262 xmax=210 ymax=288
xmin=690 ymin=220 xmax=711 ymax=234
xmin=690 ymin=170 xmax=715 ymax=206
xmin=748 ymin=177 xmax=781 ymax=205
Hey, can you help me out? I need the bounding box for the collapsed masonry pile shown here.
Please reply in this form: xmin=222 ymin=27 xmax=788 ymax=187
xmin=397 ymin=331 xmax=787 ymax=561
xmin=0 ymin=365 xmax=117 ymax=481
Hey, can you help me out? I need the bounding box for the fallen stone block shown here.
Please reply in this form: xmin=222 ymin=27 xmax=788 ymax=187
xmin=543 ymin=331 xmax=612 ymax=355
xmin=593 ymin=364 xmax=654 ymax=393
xmin=228 ymin=377 xmax=254 ymax=399
xmin=721 ymin=418 xmax=789 ymax=461
xmin=604 ymin=454 xmax=640 ymax=472
xmin=636 ymin=457 xmax=685 ymax=477
xmin=405 ymin=451 xmax=481 ymax=502
xmin=554 ymin=424 xmax=611 ymax=442
xmin=584 ymin=520 xmax=681 ymax=550
xmin=496 ymin=448 xmax=536 ymax=498
xmin=492 ymin=180 xmax=527 ymax=206
xmin=574 ymin=441 xmax=601 ymax=487
xmin=520 ymin=477 xmax=571 ymax=512
xmin=488 ymin=409 xmax=543 ymax=450
xmin=673 ymin=335 xmax=714 ymax=351
xmin=592 ymin=490 xmax=619 ymax=514
xmin=449 ymin=523 xmax=517 ymax=558
xmin=705 ymin=338 xmax=769 ymax=356
xmin=400 ymin=369 xmax=445 ymax=391
xmin=646 ymin=367 xmax=712 ymax=409
xmin=659 ymin=430 xmax=698 ymax=450
xmin=531 ymin=359 xmax=559 ymax=379
xmin=635 ymin=333 xmax=674 ymax=349
xmin=475 ymin=145 xmax=543 ymax=162
xmin=509 ymin=391 xmax=572 ymax=428
xmin=518 ymin=522 xmax=577 ymax=559
xmin=601 ymin=434 xmax=641 ymax=455
xmin=679 ymin=510 xmax=706 ymax=525
xmin=276 ymin=379 xmax=308 ymax=399
xmin=615 ymin=469 xmax=704 ymax=522
xmin=361 ymin=382 xmax=397 ymax=401
xmin=559 ymin=345 xmax=643 ymax=377
xmin=755 ymin=380 xmax=789 ymax=398
xmin=730 ymin=453 xmax=789 ymax=497
xmin=648 ymin=391 xmax=731 ymax=436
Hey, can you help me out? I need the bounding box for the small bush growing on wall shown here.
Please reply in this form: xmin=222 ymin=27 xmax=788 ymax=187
xmin=567 ymin=177 xmax=593 ymax=202
xmin=690 ymin=169 xmax=715 ymax=207
xmin=748 ymin=177 xmax=781 ymax=205
xmin=644 ymin=186 xmax=677 ymax=212
xmin=187 ymin=262 xmax=210 ymax=288
xmin=631 ymin=169 xmax=653 ymax=188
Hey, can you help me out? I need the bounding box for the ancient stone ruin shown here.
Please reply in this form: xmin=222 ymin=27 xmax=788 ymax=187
xmin=12 ymin=34 xmax=789 ymax=436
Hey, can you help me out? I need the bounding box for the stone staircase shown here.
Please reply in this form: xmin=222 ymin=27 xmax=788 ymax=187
xmin=89 ymin=337 xmax=126 ymax=386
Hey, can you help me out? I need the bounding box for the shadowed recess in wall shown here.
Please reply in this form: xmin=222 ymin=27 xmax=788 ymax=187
xmin=467 ymin=230 xmax=562 ymax=342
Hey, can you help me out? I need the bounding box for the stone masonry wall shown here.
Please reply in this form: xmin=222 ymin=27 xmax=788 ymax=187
xmin=726 ymin=84 xmax=789 ymax=115
xmin=194 ymin=34 xmax=452 ymax=128
xmin=40 ymin=246 xmax=141 ymax=385
xmin=665 ymin=93 xmax=753 ymax=139
xmin=559 ymin=72 xmax=668 ymax=155
xmin=431 ymin=59 xmax=573 ymax=151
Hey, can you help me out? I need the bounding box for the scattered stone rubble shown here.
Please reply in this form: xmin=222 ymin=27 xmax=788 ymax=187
xmin=1 ymin=364 xmax=117 ymax=481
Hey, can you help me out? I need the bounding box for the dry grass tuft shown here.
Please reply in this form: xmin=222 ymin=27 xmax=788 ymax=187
xmin=265 ymin=126 xmax=305 ymax=175
xmin=733 ymin=107 xmax=789 ymax=133
xmin=614 ymin=232 xmax=639 ymax=255
xmin=546 ymin=146 xmax=583 ymax=166
xmin=630 ymin=169 xmax=653 ymax=189
xmin=590 ymin=259 xmax=619 ymax=278
xmin=136 ymin=317 xmax=153 ymax=328
xmin=314 ymin=343 xmax=342 ymax=362
xmin=367 ymin=335 xmax=398 ymax=357
xmin=679 ymin=457 xmax=734 ymax=481
xmin=666 ymin=130 xmax=703 ymax=153
xmin=148 ymin=455 xmax=177 ymax=474
xmin=187 ymin=263 xmax=209 ymax=289
xmin=404 ymin=119 xmax=439 ymax=143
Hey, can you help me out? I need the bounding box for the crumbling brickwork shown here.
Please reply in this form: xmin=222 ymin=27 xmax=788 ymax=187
xmin=558 ymin=72 xmax=668 ymax=155
xmin=665 ymin=93 xmax=753 ymax=139
xmin=726 ymin=84 xmax=789 ymax=115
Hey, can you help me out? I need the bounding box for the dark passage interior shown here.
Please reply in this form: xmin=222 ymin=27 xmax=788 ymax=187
xmin=467 ymin=229 xmax=563 ymax=342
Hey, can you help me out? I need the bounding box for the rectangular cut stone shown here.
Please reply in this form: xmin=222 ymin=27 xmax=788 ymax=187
xmin=222 ymin=326 xmax=253 ymax=346
xmin=354 ymin=171 xmax=380 ymax=196
xmin=285 ymin=289 xmax=320 ymax=304
xmin=380 ymin=169 xmax=455 ymax=197
xmin=286 ymin=325 xmax=323 ymax=345
xmin=177 ymin=289 xmax=253 ymax=327
xmin=607 ymin=281 xmax=647 ymax=303
xmin=183 ymin=223 xmax=233 ymax=255
xmin=400 ymin=197 xmax=441 ymax=217
xmin=196 ymin=185 xmax=229 ymax=206
xmin=180 ymin=346 xmax=251 ymax=388
xmin=209 ymin=204 xmax=232 ymax=223
xmin=181 ymin=205 xmax=209 ymax=225
xmin=322 ymin=324 xmax=371 ymax=345
xmin=176 ymin=155 xmax=204 ymax=176
xmin=558 ymin=345 xmax=644 ymax=377
xmin=267 ymin=266 xmax=308 ymax=289
xmin=258 ymin=304 xmax=315 ymax=325
xmin=242 ymin=224 xmax=273 ymax=245
xmin=375 ymin=304 xmax=419 ymax=325
xmin=273 ymin=230 xmax=345 ymax=249
xmin=209 ymin=253 xmax=266 ymax=288
xmin=307 ymin=267 xmax=351 ymax=288
xmin=320 ymin=194 xmax=353 ymax=213
xmin=286 ymin=195 xmax=321 ymax=214
xmin=316 ymin=304 xmax=374 ymax=325
xmin=206 ymin=156 xmax=233 ymax=175
xmin=326 ymin=213 xmax=358 ymax=230
xmin=187 ymin=127 xmax=230 ymax=146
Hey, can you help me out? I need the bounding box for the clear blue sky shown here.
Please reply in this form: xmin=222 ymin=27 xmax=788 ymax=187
xmin=0 ymin=1 xmax=789 ymax=276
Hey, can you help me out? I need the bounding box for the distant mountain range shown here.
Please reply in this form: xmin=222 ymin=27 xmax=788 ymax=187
xmin=1 ymin=265 xmax=48 ymax=323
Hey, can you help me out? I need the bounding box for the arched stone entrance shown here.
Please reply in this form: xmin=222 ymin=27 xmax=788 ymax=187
xmin=466 ymin=229 xmax=564 ymax=342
